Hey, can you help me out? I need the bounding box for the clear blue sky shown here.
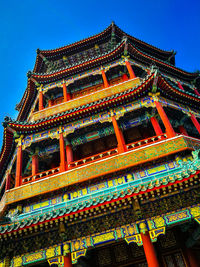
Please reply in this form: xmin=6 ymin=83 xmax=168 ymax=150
xmin=0 ymin=0 xmax=199 ymax=143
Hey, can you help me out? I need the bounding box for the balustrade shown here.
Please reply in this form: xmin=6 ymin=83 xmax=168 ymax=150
xmin=20 ymin=133 xmax=168 ymax=186
xmin=68 ymin=147 xmax=118 ymax=169
xmin=126 ymin=134 xmax=167 ymax=150
xmin=22 ymin=166 xmax=60 ymax=185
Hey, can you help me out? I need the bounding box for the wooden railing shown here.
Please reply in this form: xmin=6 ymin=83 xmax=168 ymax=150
xmin=46 ymin=77 xmax=123 ymax=108
xmin=126 ymin=134 xmax=167 ymax=150
xmin=68 ymin=147 xmax=118 ymax=169
xmin=31 ymin=77 xmax=140 ymax=121
xmin=22 ymin=166 xmax=60 ymax=185
xmin=20 ymin=134 xmax=168 ymax=186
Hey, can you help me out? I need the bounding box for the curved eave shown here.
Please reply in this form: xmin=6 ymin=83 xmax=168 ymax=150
xmin=158 ymin=76 xmax=200 ymax=108
xmin=32 ymin=41 xmax=125 ymax=82
xmin=7 ymin=74 xmax=155 ymax=133
xmin=17 ymin=79 xmax=38 ymax=121
xmin=115 ymin=24 xmax=174 ymax=57
xmin=0 ymin=128 xmax=14 ymax=178
xmin=128 ymin=42 xmax=198 ymax=82
xmin=33 ymin=23 xmax=113 ymax=73
xmin=33 ymin=41 xmax=198 ymax=83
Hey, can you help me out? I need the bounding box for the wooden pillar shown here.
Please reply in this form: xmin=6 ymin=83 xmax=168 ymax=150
xmin=194 ymin=89 xmax=200 ymax=96
xmin=141 ymin=232 xmax=160 ymax=267
xmin=59 ymin=133 xmax=66 ymax=172
xmin=111 ymin=115 xmax=126 ymax=153
xmin=101 ymin=70 xmax=109 ymax=88
xmin=32 ymin=154 xmax=38 ymax=176
xmin=64 ymin=254 xmax=73 ymax=267
xmin=15 ymin=145 xmax=22 ymax=187
xmin=5 ymin=173 xmax=11 ymax=191
xmin=179 ymin=125 xmax=188 ymax=136
xmin=150 ymin=117 xmax=163 ymax=135
xmin=63 ymin=83 xmax=71 ymax=102
xmin=66 ymin=144 xmax=73 ymax=168
xmin=125 ymin=60 xmax=136 ymax=79
xmin=122 ymin=73 xmax=129 ymax=82
xmin=184 ymin=248 xmax=199 ymax=267
xmin=39 ymin=91 xmax=44 ymax=111
xmin=155 ymin=101 xmax=175 ymax=138
xmin=48 ymin=99 xmax=53 ymax=107
xmin=177 ymin=81 xmax=184 ymax=90
xmin=190 ymin=113 xmax=200 ymax=135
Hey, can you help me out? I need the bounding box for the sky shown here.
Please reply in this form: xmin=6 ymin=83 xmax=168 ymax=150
xmin=0 ymin=0 xmax=199 ymax=144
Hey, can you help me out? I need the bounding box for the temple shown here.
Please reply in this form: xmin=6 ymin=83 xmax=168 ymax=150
xmin=0 ymin=22 xmax=200 ymax=267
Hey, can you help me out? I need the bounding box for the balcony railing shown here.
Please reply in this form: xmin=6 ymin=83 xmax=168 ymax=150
xmin=30 ymin=77 xmax=141 ymax=121
xmin=2 ymin=134 xmax=200 ymax=211
xmin=68 ymin=147 xmax=118 ymax=169
xmin=20 ymin=134 xmax=167 ymax=185
xmin=126 ymin=134 xmax=166 ymax=150
xmin=22 ymin=166 xmax=60 ymax=185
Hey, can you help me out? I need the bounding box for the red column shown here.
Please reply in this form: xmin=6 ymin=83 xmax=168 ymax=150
xmin=194 ymin=89 xmax=200 ymax=97
xmin=185 ymin=248 xmax=199 ymax=267
xmin=64 ymin=254 xmax=73 ymax=267
xmin=190 ymin=114 xmax=200 ymax=135
xmin=63 ymin=83 xmax=71 ymax=102
xmin=122 ymin=73 xmax=128 ymax=82
xmin=39 ymin=91 xmax=44 ymax=111
xmin=150 ymin=117 xmax=163 ymax=135
xmin=66 ymin=144 xmax=73 ymax=168
xmin=179 ymin=125 xmax=188 ymax=136
xmin=5 ymin=173 xmax=11 ymax=191
xmin=59 ymin=133 xmax=66 ymax=172
xmin=32 ymin=154 xmax=38 ymax=176
xmin=101 ymin=70 xmax=109 ymax=88
xmin=155 ymin=101 xmax=175 ymax=138
xmin=177 ymin=81 xmax=184 ymax=90
xmin=48 ymin=99 xmax=53 ymax=107
xmin=125 ymin=60 xmax=136 ymax=79
xmin=111 ymin=116 xmax=126 ymax=153
xmin=15 ymin=145 xmax=22 ymax=187
xmin=141 ymin=232 xmax=160 ymax=267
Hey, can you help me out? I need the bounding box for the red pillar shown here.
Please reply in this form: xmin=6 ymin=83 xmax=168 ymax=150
xmin=5 ymin=173 xmax=11 ymax=191
xmin=15 ymin=145 xmax=22 ymax=187
xmin=141 ymin=232 xmax=160 ymax=267
xmin=59 ymin=133 xmax=66 ymax=172
xmin=194 ymin=89 xmax=200 ymax=97
xmin=155 ymin=101 xmax=175 ymax=138
xmin=190 ymin=114 xmax=200 ymax=135
xmin=150 ymin=117 xmax=163 ymax=135
xmin=66 ymin=144 xmax=73 ymax=168
xmin=39 ymin=91 xmax=44 ymax=111
xmin=48 ymin=99 xmax=53 ymax=107
xmin=184 ymin=248 xmax=199 ymax=267
xmin=177 ymin=81 xmax=184 ymax=90
xmin=111 ymin=116 xmax=126 ymax=153
xmin=64 ymin=254 xmax=73 ymax=267
xmin=32 ymin=154 xmax=38 ymax=176
xmin=63 ymin=83 xmax=71 ymax=102
xmin=101 ymin=70 xmax=109 ymax=88
xmin=179 ymin=125 xmax=188 ymax=136
xmin=122 ymin=73 xmax=129 ymax=82
xmin=125 ymin=60 xmax=136 ymax=79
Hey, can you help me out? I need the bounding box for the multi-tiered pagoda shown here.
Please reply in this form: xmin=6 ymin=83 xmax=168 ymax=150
xmin=0 ymin=23 xmax=200 ymax=267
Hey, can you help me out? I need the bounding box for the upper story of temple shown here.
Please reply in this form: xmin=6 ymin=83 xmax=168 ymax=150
xmin=0 ymin=22 xmax=200 ymax=217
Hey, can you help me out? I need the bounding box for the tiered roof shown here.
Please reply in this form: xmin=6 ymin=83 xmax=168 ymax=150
xmin=0 ymin=23 xmax=200 ymax=183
